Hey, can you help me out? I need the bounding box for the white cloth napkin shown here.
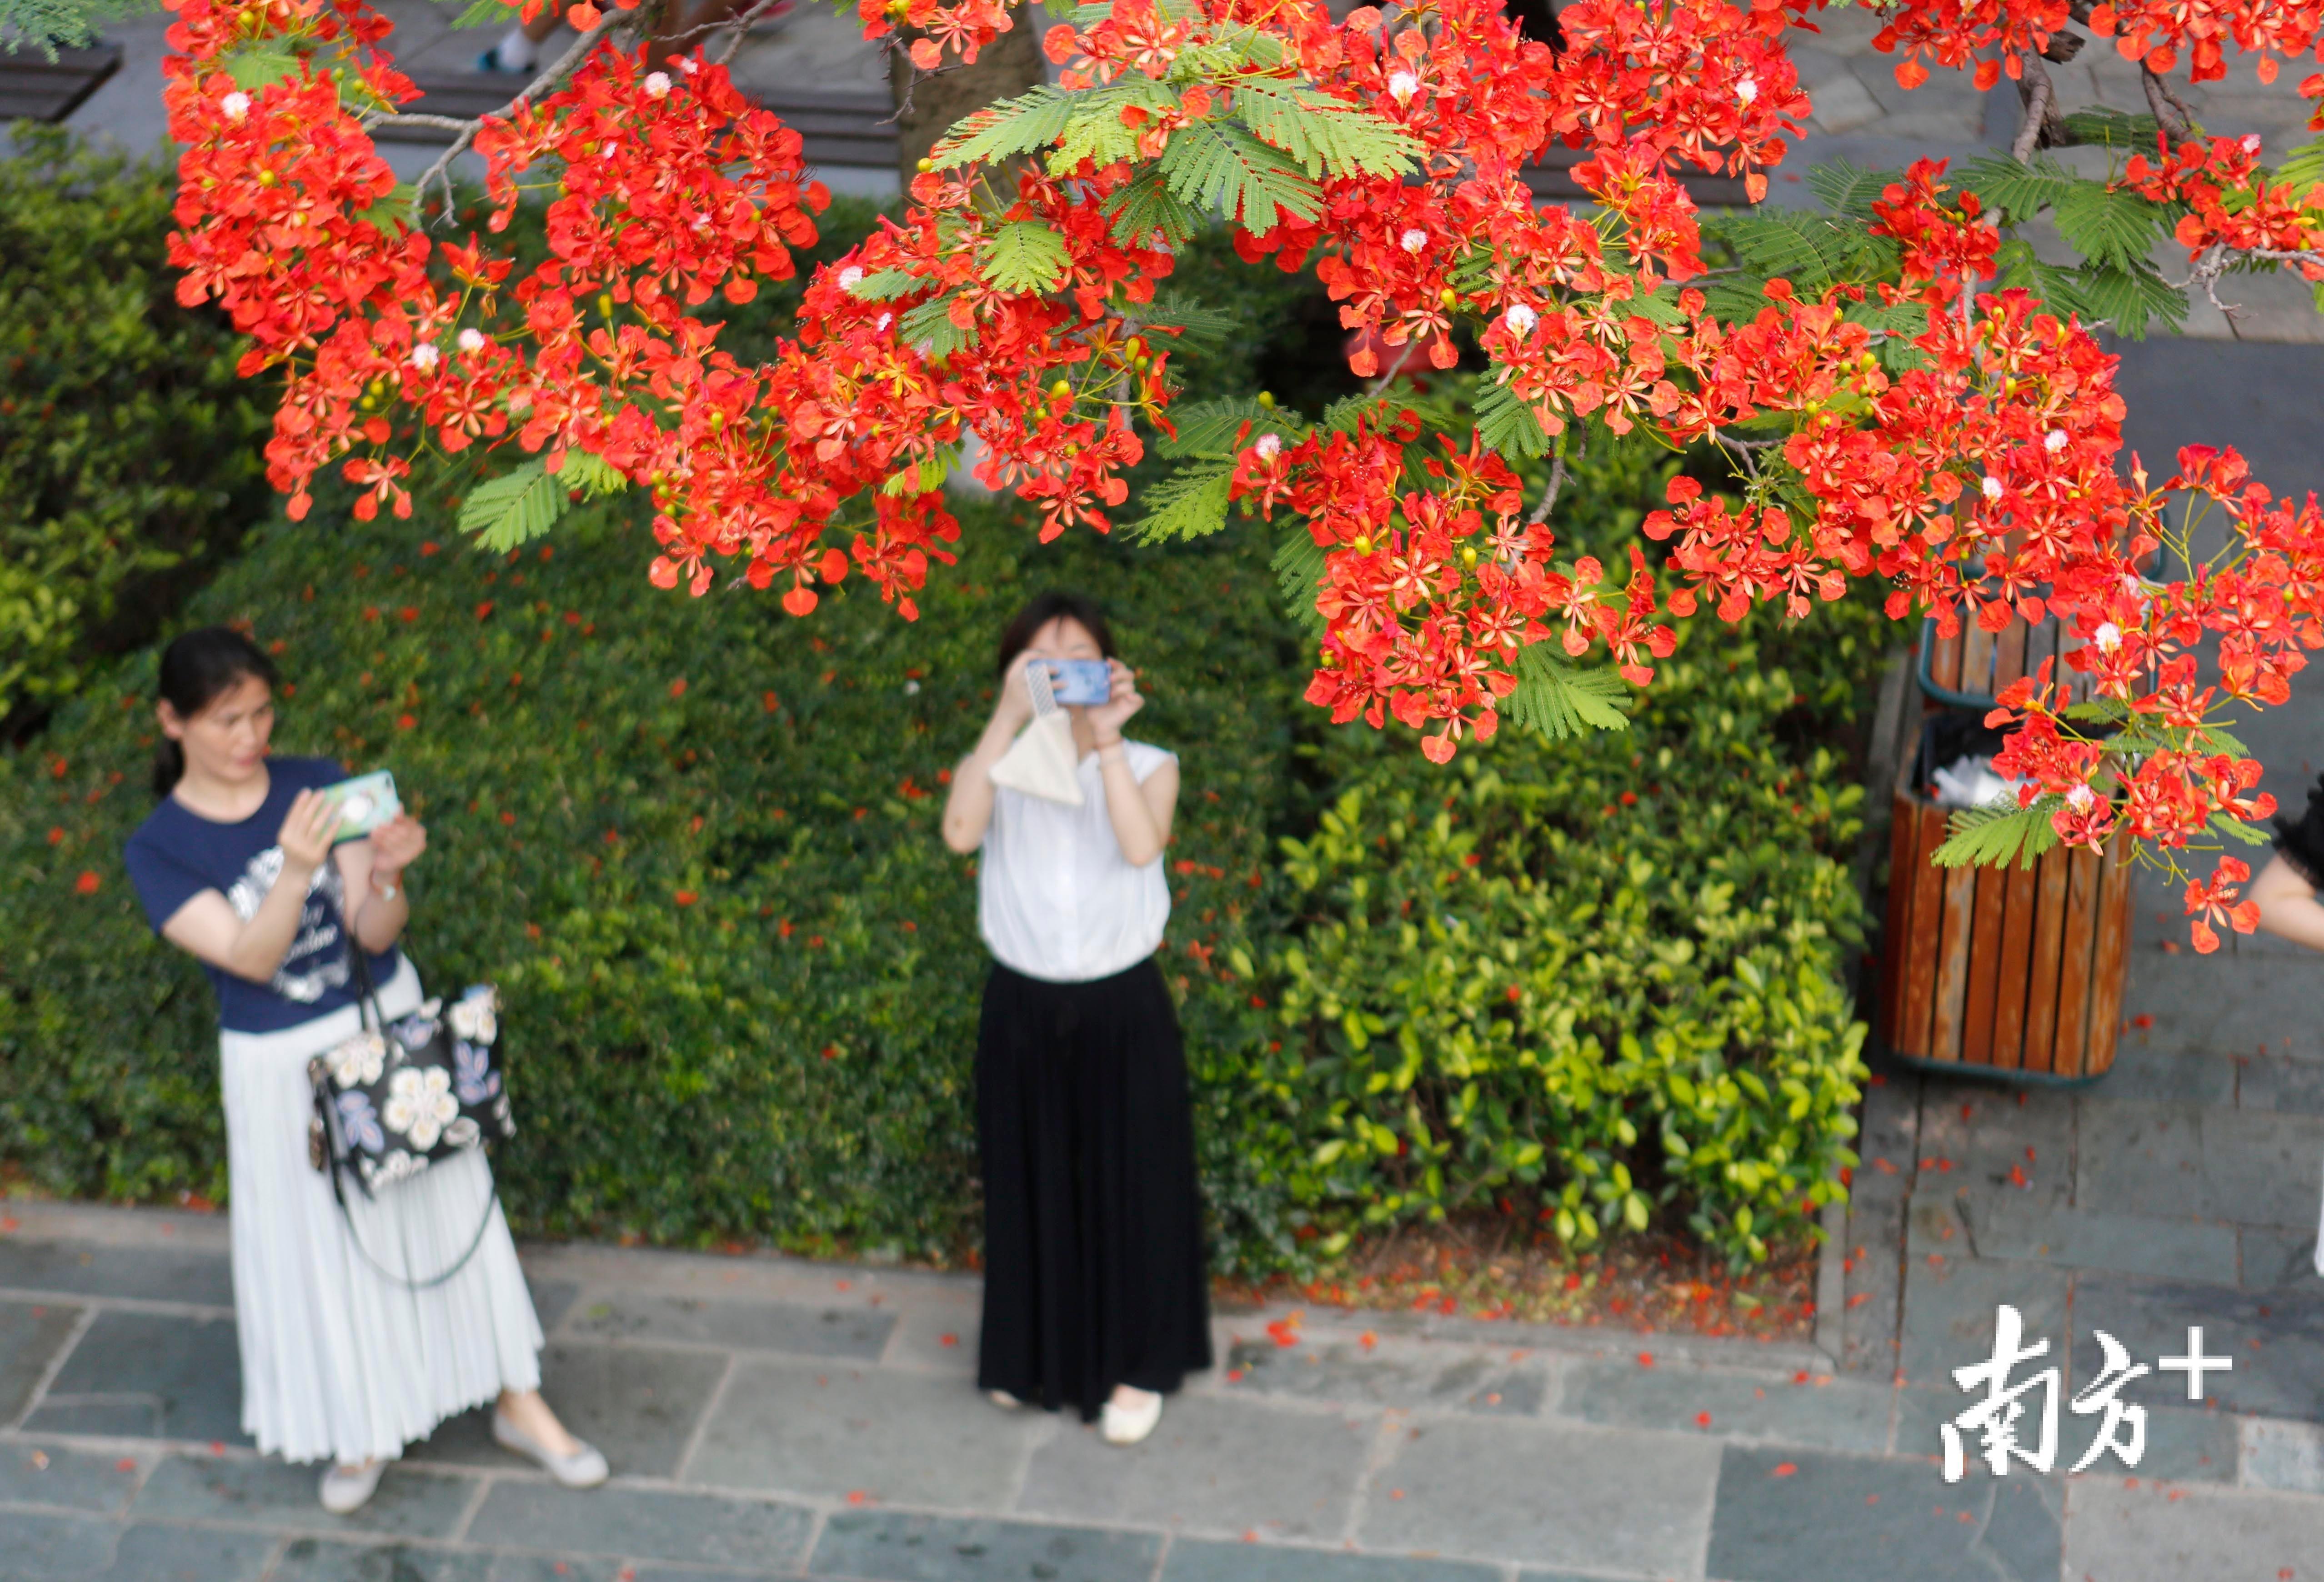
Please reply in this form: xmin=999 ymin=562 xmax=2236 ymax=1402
xmin=987 ymin=662 xmax=1085 ymax=806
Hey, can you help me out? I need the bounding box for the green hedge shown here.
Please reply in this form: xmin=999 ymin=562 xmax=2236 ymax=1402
xmin=0 ymin=434 xmax=1877 ymax=1272
xmin=0 ymin=128 xmax=274 ymax=731
xmin=0 ymin=153 xmax=1880 ymax=1269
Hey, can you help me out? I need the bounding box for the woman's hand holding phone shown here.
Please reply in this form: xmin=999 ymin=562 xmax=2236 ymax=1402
xmin=277 ymin=789 xmax=345 ymax=877
xmin=369 ymin=813 xmax=429 ymax=881
xmin=1086 ymin=659 xmax=1144 ymax=743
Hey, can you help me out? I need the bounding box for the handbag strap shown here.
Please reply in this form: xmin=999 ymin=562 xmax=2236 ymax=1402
xmin=324 ymin=1156 xmax=502 ymax=1292
xmin=343 ymin=931 xmax=384 ymax=1036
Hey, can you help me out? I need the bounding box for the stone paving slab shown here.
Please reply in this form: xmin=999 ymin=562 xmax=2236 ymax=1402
xmin=806 ymin=1511 xmax=1160 ymax=1582
xmin=406 ymin=1341 xmax=729 ymax=1477
xmin=1704 ymin=1447 xmax=2062 ymax=1582
xmin=1353 ymin=1416 xmax=1718 ymax=1576
xmin=24 ymin=1310 xmax=247 ymax=1446
xmin=2061 ymin=1479 xmax=2324 ymax=1582
xmin=1554 ymin=1358 xmax=1891 ymax=1455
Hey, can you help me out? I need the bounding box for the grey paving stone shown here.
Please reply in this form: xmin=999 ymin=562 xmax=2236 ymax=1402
xmin=1897 ymin=1255 xmax=2069 ymax=1390
xmin=2239 ymin=1417 xmax=2324 ymax=1492
xmin=2199 ymin=1108 xmax=2324 ymax=1228
xmin=2116 ymin=950 xmax=2311 ymax=1059
xmin=267 ymin=1542 xmax=625 ymax=1581
xmin=1554 ymin=1359 xmax=1891 ymax=1453
xmin=1217 ymin=1338 xmax=1546 ymax=1415
xmin=2062 ymin=1477 xmax=2324 ymax=1581
xmin=1894 ymin=1389 xmax=2234 ymax=1483
xmin=2099 ymin=1041 xmax=2239 ymax=1107
xmin=1708 ymin=1447 xmax=2060 ymax=1582
xmin=404 ymin=1340 xmax=726 ymax=1477
xmin=466 ymin=1483 xmax=814 ymax=1569
xmin=1016 ymin=1393 xmax=1370 ymax=1541
xmin=526 ymin=1280 xmax=580 ymax=1334
xmin=2235 ymin=1055 xmax=2324 ymax=1114
xmin=1355 ymin=1416 xmax=1716 ymax=1574
xmin=563 ymin=1291 xmax=892 ymax=1359
xmin=1159 ymin=1539 xmax=1501 ymax=1582
xmin=0 ymin=1515 xmax=275 ymax=1581
xmin=2237 ymin=1227 xmax=2316 ymax=1288
xmin=686 ymin=1360 xmax=1043 ymax=1507
xmin=807 ymin=1511 xmax=1161 ymax=1582
xmin=0 ymin=1242 xmax=234 ymax=1308
xmin=2070 ymin=1272 xmax=2324 ymax=1422
xmin=2074 ymin=1100 xmax=2210 ymax=1221
xmin=131 ymin=1456 xmax=476 ymax=1539
xmin=19 ymin=1402 xmax=164 ymax=1437
xmin=0 ymin=1302 xmax=85 ymax=1422
xmin=1912 ymin=1081 xmax=2076 ymax=1197
xmin=1961 ymin=1198 xmax=2240 ymax=1285
xmin=24 ymin=1311 xmax=248 ymax=1445
xmin=0 ymin=1442 xmax=144 ymax=1513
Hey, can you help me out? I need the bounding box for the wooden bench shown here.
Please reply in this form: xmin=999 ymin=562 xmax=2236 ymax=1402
xmin=0 ymin=42 xmax=122 ymax=124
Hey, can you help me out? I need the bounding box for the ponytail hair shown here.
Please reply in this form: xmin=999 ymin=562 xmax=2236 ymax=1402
xmin=153 ymin=627 xmax=279 ymax=797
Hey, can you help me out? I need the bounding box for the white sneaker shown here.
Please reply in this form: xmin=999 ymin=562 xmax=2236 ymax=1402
xmin=492 ymin=1412 xmax=610 ymax=1488
xmin=319 ymin=1461 xmax=384 ymax=1514
xmin=1100 ymin=1387 xmax=1162 ymax=1446
xmin=987 ymin=1389 xmax=1024 ymax=1411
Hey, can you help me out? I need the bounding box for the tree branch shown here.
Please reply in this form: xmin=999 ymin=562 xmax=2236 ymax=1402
xmin=399 ymin=8 xmax=625 ymax=225
xmin=2140 ymin=62 xmax=2196 ymax=142
xmin=1528 ymin=442 xmax=1568 ymax=525
xmin=2011 ymin=51 xmax=2060 ymax=162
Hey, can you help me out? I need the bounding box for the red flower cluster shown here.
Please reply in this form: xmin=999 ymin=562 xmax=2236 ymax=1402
xmin=163 ymin=0 xmax=2324 ymax=945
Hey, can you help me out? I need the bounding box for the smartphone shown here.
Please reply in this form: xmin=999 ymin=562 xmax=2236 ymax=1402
xmin=1038 ymin=659 xmax=1113 ymax=706
xmin=316 ymin=770 xmax=402 ymax=844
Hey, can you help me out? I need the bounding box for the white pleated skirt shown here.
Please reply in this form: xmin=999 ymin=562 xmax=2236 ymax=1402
xmin=218 ymin=956 xmax=543 ymax=1466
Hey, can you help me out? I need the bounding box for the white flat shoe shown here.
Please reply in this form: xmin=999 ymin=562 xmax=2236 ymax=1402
xmin=988 ymin=1389 xmax=1024 ymax=1411
xmin=1101 ymin=1388 xmax=1162 ymax=1446
xmin=492 ymin=1412 xmax=609 ymax=1488
xmin=319 ymin=1461 xmax=384 ymax=1514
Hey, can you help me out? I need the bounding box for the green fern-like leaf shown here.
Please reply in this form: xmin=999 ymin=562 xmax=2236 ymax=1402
xmin=1957 ymin=154 xmax=2082 ymax=225
xmin=2280 ymin=137 xmax=2324 ymax=194
xmin=223 ymin=45 xmax=303 ymax=90
xmin=898 ymin=294 xmax=970 ymax=360
xmin=934 ymin=85 xmax=1077 ymax=169
xmin=1319 ymin=394 xmax=1389 ymax=435
xmin=2211 ymin=811 xmax=2274 ymax=847
xmin=1130 ymin=465 xmax=1236 ymax=543
xmin=844 ymin=269 xmax=923 ymax=302
xmin=1048 ymin=81 xmax=1173 ymax=173
xmin=1272 ymin=526 xmax=1328 ymax=639
xmin=553 ymin=450 xmax=628 ymax=499
xmin=1804 ymin=159 xmax=1898 ymax=222
xmin=450 ymin=0 xmax=511 ymax=26
xmin=460 ymin=461 xmax=569 ymax=552
xmin=1157 ymin=120 xmax=1322 ymax=228
xmin=981 ymin=220 xmax=1071 ymax=294
xmin=0 ymin=0 xmax=151 ymax=54
xmin=1229 ymin=80 xmax=1422 ymax=180
xmin=1473 ymin=376 xmax=1553 ymax=461
xmin=1157 ymin=396 xmax=1302 ymax=458
xmin=1102 ymin=167 xmax=1207 ymax=250
xmin=1930 ymin=799 xmax=2061 ymax=870
xmin=2062 ymin=107 xmax=2164 ymax=150
xmin=2051 ymin=181 xmax=2170 ymax=271
xmin=2042 ymin=257 xmax=2187 ymax=338
xmin=1139 ymin=291 xmax=1240 ymax=348
xmin=1503 ymin=645 xmax=1633 ymax=739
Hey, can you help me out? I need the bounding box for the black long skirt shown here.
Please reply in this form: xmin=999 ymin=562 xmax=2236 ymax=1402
xmin=975 ymin=956 xmax=1212 ymax=1421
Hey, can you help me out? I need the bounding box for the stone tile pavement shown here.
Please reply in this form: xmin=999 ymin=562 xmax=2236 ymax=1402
xmin=0 ymin=1170 xmax=2313 ymax=1582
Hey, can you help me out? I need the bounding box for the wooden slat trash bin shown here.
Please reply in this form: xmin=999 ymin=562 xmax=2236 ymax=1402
xmin=1919 ymin=610 xmax=2093 ymax=711
xmin=1880 ymin=716 xmax=2132 ymax=1082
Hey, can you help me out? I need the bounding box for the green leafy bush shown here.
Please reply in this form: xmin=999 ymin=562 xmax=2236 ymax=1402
xmin=0 ymin=128 xmax=275 ymax=731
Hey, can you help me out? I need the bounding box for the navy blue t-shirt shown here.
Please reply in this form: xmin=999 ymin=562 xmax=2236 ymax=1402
xmin=124 ymin=756 xmax=402 ymax=1034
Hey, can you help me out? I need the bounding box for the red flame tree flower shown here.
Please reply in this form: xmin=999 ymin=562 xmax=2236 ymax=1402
xmin=159 ymin=0 xmax=2324 ymax=950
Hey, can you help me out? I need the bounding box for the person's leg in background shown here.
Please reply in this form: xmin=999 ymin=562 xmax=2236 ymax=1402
xmin=478 ymin=1 xmax=567 ymax=73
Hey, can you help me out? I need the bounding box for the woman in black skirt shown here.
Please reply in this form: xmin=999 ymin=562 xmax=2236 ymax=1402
xmin=939 ymin=591 xmax=1211 ymax=1445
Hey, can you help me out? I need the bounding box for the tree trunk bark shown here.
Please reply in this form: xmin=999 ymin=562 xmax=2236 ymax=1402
xmin=888 ymin=10 xmax=1047 ymax=187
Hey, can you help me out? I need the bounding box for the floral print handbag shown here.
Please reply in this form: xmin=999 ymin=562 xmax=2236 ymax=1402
xmin=306 ymin=951 xmax=515 ymax=1286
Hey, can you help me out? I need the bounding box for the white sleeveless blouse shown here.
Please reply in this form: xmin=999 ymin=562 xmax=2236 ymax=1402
xmin=977 ymin=739 xmax=1175 ymax=983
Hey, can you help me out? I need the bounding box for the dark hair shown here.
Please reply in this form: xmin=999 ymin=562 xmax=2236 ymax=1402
xmin=995 ymin=591 xmax=1115 ymax=679
xmin=153 ymin=626 xmax=279 ymax=797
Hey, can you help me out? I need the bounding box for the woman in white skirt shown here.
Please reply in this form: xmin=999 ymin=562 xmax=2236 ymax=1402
xmin=122 ymin=627 xmax=606 ymax=1514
